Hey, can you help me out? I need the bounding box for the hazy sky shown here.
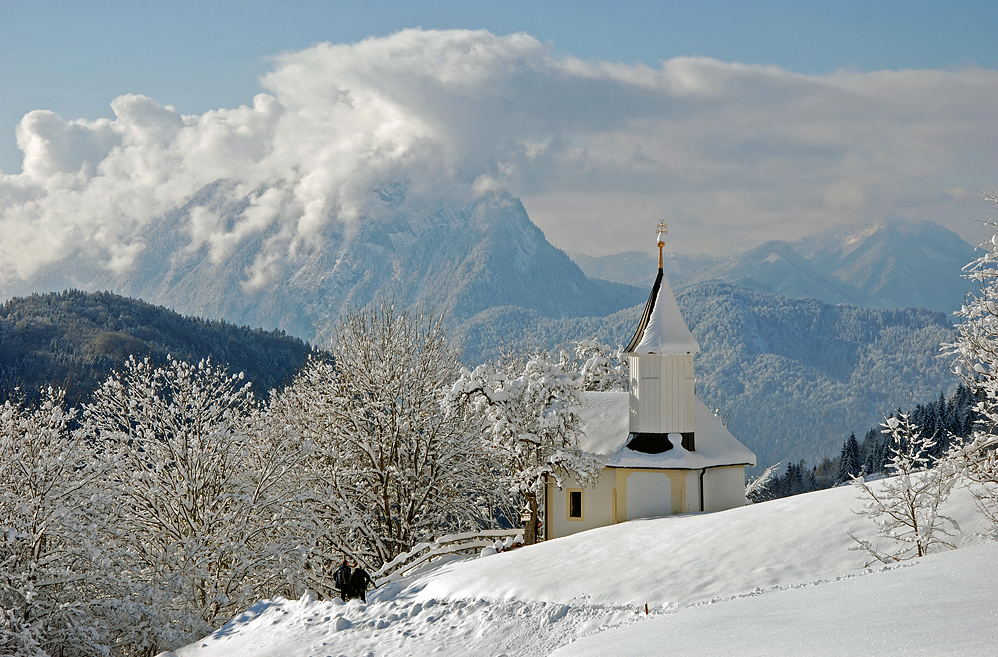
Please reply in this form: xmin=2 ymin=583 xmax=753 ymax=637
xmin=1 ymin=0 xmax=997 ymax=277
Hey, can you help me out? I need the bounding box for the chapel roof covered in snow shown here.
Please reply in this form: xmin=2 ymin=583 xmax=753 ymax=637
xmin=576 ymin=391 xmax=756 ymax=470
xmin=622 ymin=226 xmax=700 ymax=355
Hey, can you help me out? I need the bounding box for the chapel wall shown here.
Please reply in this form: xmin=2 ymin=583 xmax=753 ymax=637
xmin=702 ymin=465 xmax=748 ymax=512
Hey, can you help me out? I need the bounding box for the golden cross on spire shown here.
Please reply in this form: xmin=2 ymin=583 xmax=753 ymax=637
xmin=656 ymin=221 xmax=668 ymax=268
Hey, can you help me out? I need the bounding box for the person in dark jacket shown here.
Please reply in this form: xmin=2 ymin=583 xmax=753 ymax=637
xmin=349 ymin=564 xmax=373 ymax=602
xmin=333 ymin=559 xmax=352 ymax=600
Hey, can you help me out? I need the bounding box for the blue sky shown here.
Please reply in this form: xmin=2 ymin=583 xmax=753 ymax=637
xmin=1 ymin=1 xmax=997 ymax=274
xmin=3 ymin=0 xmax=995 ymax=174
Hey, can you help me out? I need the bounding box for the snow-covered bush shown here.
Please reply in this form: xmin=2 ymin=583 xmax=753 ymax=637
xmin=84 ymin=356 xmax=301 ymax=652
xmin=273 ymin=303 xmax=498 ymax=581
xmin=445 ymin=348 xmax=601 ymax=544
xmin=0 ymin=388 xmax=108 ymax=656
xmin=850 ymin=413 xmax=958 ymax=564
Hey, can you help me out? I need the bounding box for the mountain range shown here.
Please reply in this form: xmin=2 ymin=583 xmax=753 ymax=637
xmin=570 ymin=216 xmax=979 ymax=314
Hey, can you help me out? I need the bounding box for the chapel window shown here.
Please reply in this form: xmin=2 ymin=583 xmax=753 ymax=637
xmin=568 ymin=489 xmax=583 ymax=520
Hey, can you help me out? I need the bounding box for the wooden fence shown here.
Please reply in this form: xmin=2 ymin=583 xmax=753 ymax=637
xmin=373 ymin=529 xmax=523 ymax=587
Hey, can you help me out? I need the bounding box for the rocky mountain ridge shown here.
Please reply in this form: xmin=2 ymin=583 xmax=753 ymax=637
xmin=1 ymin=185 xmax=644 ymax=345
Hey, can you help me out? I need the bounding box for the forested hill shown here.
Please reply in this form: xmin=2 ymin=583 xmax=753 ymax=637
xmin=681 ymin=281 xmax=958 ymax=469
xmin=0 ymin=290 xmax=313 ymax=407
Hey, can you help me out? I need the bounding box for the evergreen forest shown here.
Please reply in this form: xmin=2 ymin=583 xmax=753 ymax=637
xmin=751 ymin=384 xmax=978 ymax=501
xmin=0 ymin=290 xmax=314 ymax=407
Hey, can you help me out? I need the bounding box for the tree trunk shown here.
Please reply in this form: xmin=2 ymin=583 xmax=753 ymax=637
xmin=524 ymin=492 xmax=538 ymax=545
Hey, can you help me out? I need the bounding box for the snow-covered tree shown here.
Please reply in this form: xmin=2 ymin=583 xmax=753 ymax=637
xmin=0 ymin=388 xmax=108 ymax=656
xmin=84 ymin=356 xmax=302 ymax=651
xmin=273 ymin=303 xmax=498 ymax=577
xmin=445 ymin=348 xmax=602 ymax=545
xmin=745 ymin=462 xmax=781 ymax=503
xmin=571 ymin=340 xmax=628 ymax=392
xmin=942 ymin=201 xmax=998 ymax=535
xmin=850 ymin=412 xmax=958 ymax=564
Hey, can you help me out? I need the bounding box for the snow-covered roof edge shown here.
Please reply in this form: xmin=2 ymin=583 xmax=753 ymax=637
xmin=577 ymin=392 xmax=755 ymax=469
xmin=623 ymin=267 xmax=700 ymax=356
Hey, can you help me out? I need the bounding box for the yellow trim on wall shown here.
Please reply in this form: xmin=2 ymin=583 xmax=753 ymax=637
xmin=612 ymin=467 xmax=690 ymax=519
xmin=615 ymin=469 xmax=629 ymax=521
xmin=669 ymin=470 xmax=686 ymax=514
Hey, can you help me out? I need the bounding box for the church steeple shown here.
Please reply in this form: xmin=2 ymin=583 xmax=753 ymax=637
xmin=623 ymin=223 xmax=698 ymax=451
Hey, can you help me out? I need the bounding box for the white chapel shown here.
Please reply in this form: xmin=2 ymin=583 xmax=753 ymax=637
xmin=544 ymin=223 xmax=756 ymax=540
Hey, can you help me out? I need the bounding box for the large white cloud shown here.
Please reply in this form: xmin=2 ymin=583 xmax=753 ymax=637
xmin=2 ymin=28 xmax=996 ymax=287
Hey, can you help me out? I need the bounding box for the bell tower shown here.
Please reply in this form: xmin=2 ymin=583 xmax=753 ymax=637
xmin=622 ymin=222 xmax=699 ymax=453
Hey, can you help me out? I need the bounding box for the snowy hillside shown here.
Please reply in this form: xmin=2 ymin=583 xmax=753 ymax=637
xmin=168 ymin=480 xmax=996 ymax=657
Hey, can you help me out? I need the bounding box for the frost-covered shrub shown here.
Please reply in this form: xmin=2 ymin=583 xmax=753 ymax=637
xmin=85 ymin=356 xmax=303 ymax=652
xmin=445 ymin=348 xmax=601 ymax=544
xmin=745 ymin=462 xmax=782 ymax=503
xmin=0 ymin=388 xmax=109 ymax=656
xmin=273 ymin=303 xmax=498 ymax=583
xmin=943 ymin=201 xmax=998 ymax=536
xmin=850 ymin=413 xmax=958 ymax=564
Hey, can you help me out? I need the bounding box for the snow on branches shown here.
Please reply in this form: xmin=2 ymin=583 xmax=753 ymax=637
xmin=572 ymin=340 xmax=628 ymax=392
xmin=942 ymin=199 xmax=998 ymax=534
xmin=273 ymin=303 xmax=498 ymax=577
xmin=445 ymin=348 xmax=602 ymax=544
xmin=0 ymin=328 xmax=624 ymax=649
xmin=0 ymin=388 xmax=107 ymax=656
xmin=84 ymin=355 xmax=302 ymax=649
xmin=745 ymin=462 xmax=781 ymax=503
xmin=850 ymin=412 xmax=959 ymax=564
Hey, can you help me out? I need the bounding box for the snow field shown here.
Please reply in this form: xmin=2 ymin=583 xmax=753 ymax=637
xmin=407 ymin=482 xmax=988 ymax=610
xmin=172 ymin=589 xmax=638 ymax=657
xmin=552 ymin=542 xmax=998 ymax=656
xmin=171 ymin=478 xmax=995 ymax=657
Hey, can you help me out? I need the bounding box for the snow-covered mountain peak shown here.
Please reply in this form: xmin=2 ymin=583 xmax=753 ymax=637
xmin=573 ymin=218 xmax=977 ymax=315
xmin=0 ymin=186 xmax=643 ymax=345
